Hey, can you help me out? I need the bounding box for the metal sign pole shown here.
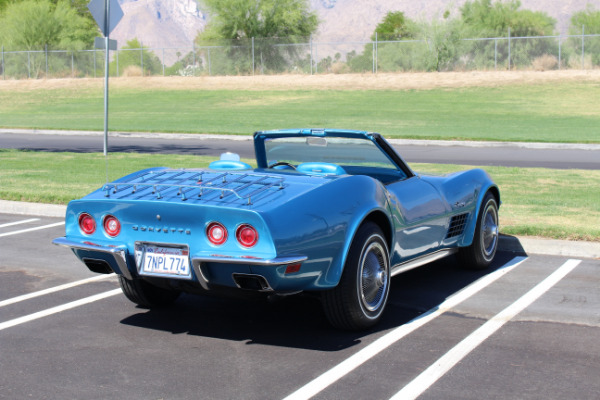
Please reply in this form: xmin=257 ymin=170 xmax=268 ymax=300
xmin=103 ymin=0 xmax=110 ymax=158
xmin=88 ymin=0 xmax=122 ymax=182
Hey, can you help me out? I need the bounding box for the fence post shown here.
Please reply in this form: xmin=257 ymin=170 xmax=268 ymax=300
xmin=71 ymin=52 xmax=74 ymax=78
xmin=494 ymin=38 xmax=497 ymax=70
xmin=208 ymin=48 xmax=211 ymax=75
xmin=140 ymin=42 xmax=144 ymax=76
xmin=252 ymin=37 xmax=255 ymax=76
xmin=376 ymin=32 xmax=378 ymax=74
xmin=581 ymin=25 xmax=585 ymax=69
xmin=45 ymin=44 xmax=48 ymax=78
xmin=192 ymin=44 xmax=196 ymax=76
xmin=315 ymin=39 xmax=318 ymax=74
xmin=310 ymin=35 xmax=313 ymax=75
xmin=372 ymin=32 xmax=378 ymax=74
xmin=558 ymin=36 xmax=561 ymax=70
xmin=507 ymin=28 xmax=511 ymax=71
xmin=94 ymin=49 xmax=97 ymax=78
xmin=28 ymin=51 xmax=31 ymax=79
xmin=162 ymin=47 xmax=165 ymax=76
xmin=1 ymin=45 xmax=4 ymax=80
xmin=116 ymin=50 xmax=119 ymax=77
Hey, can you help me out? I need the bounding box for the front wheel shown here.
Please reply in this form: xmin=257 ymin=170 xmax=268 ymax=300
xmin=458 ymin=192 xmax=499 ymax=270
xmin=322 ymin=222 xmax=391 ymax=330
xmin=118 ymin=276 xmax=181 ymax=308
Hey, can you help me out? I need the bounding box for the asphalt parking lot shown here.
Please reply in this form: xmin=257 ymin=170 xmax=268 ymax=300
xmin=1 ymin=213 xmax=599 ymax=400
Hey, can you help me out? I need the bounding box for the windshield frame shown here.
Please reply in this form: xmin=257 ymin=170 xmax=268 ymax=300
xmin=253 ymin=129 xmax=414 ymax=178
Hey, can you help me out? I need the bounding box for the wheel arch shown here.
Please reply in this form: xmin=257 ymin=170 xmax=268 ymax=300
xmin=487 ymin=185 xmax=500 ymax=207
xmin=460 ymin=184 xmax=500 ymax=247
xmin=362 ymin=210 xmax=393 ymax=254
xmin=324 ymin=207 xmax=393 ymax=288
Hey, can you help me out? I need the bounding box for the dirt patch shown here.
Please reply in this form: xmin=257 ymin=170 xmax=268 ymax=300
xmin=1 ymin=70 xmax=600 ymax=92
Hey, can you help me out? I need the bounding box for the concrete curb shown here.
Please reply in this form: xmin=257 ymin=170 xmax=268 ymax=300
xmin=498 ymin=235 xmax=599 ymax=260
xmin=0 ymin=128 xmax=251 ymax=142
xmin=1 ymin=128 xmax=599 ymax=150
xmin=0 ymin=200 xmax=67 ymax=218
xmin=1 ymin=200 xmax=598 ymax=260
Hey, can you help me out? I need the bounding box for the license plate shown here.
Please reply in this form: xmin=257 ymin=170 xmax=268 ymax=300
xmin=135 ymin=243 xmax=191 ymax=279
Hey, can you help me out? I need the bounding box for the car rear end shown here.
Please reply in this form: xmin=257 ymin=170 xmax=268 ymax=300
xmin=53 ymin=168 xmax=335 ymax=295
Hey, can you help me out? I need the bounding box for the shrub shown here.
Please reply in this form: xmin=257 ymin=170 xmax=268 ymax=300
xmin=331 ymin=62 xmax=350 ymax=74
xmin=531 ymin=54 xmax=557 ymax=71
xmin=122 ymin=65 xmax=143 ymax=77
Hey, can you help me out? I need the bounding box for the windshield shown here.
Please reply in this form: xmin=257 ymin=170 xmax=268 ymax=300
xmin=264 ymin=137 xmax=399 ymax=170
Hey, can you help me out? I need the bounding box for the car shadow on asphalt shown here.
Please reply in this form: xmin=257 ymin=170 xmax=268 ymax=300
xmin=119 ymin=251 xmax=518 ymax=351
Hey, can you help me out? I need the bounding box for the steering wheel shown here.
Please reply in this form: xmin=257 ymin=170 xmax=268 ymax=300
xmin=268 ymin=162 xmax=297 ymax=170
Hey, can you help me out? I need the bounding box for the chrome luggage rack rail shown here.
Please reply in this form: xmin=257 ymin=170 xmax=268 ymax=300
xmin=102 ymin=170 xmax=285 ymax=205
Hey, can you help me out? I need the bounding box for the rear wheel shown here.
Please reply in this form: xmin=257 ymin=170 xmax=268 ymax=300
xmin=322 ymin=222 xmax=390 ymax=330
xmin=118 ymin=276 xmax=181 ymax=308
xmin=458 ymin=192 xmax=499 ymax=269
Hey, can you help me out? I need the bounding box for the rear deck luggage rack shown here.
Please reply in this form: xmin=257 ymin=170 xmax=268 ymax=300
xmin=102 ymin=171 xmax=285 ymax=205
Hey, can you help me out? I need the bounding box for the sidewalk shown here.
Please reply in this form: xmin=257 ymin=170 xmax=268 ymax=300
xmin=2 ymin=199 xmax=598 ymax=259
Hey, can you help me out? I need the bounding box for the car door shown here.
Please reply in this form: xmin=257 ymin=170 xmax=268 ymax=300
xmin=385 ymin=175 xmax=451 ymax=263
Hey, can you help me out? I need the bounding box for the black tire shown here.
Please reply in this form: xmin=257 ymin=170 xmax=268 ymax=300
xmin=458 ymin=192 xmax=499 ymax=270
xmin=118 ymin=276 xmax=181 ymax=308
xmin=322 ymin=222 xmax=391 ymax=330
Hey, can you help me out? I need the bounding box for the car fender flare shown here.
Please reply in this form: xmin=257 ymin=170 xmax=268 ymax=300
xmin=460 ymin=182 xmax=500 ymax=247
xmin=324 ymin=196 xmax=394 ymax=288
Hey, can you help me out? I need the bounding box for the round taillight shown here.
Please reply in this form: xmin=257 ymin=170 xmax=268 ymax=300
xmin=79 ymin=213 xmax=96 ymax=235
xmin=103 ymin=215 xmax=121 ymax=237
xmin=236 ymin=224 xmax=258 ymax=248
xmin=207 ymin=222 xmax=227 ymax=245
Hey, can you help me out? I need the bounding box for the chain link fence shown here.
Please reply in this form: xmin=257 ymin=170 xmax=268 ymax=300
xmin=2 ymin=33 xmax=599 ymax=79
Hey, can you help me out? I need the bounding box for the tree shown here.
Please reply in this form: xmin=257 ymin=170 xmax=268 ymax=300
xmin=351 ymin=10 xmax=465 ymax=73
xmin=0 ymin=0 xmax=11 ymax=13
xmin=0 ymin=0 xmax=96 ymax=51
xmin=460 ymin=0 xmax=557 ymax=69
xmin=569 ymin=5 xmax=600 ymax=67
xmin=570 ymin=5 xmax=600 ymax=34
xmin=371 ymin=11 xmax=417 ymax=41
xmin=415 ymin=14 xmax=468 ymax=72
xmin=110 ymin=38 xmax=163 ymax=76
xmin=196 ymin=0 xmax=318 ymax=73
xmin=460 ymin=0 xmax=555 ymax=37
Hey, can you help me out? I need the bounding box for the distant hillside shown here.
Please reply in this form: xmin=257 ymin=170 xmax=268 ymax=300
xmin=111 ymin=0 xmax=598 ymax=63
xmin=111 ymin=0 xmax=206 ymax=56
xmin=310 ymin=0 xmax=597 ymax=42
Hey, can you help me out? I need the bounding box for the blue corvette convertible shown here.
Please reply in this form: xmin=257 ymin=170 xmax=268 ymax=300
xmin=53 ymin=129 xmax=499 ymax=330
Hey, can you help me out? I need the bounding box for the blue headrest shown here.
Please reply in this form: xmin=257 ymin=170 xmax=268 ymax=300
xmin=297 ymin=162 xmax=346 ymax=176
xmin=209 ymin=160 xmax=252 ymax=171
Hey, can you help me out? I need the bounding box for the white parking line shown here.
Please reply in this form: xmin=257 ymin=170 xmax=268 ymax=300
xmin=0 ymin=289 xmax=122 ymax=332
xmin=390 ymin=258 xmax=581 ymax=400
xmin=0 ymin=274 xmax=116 ymax=308
xmin=0 ymin=221 xmax=64 ymax=237
xmin=0 ymin=218 xmax=40 ymax=228
xmin=282 ymin=256 xmax=528 ymax=400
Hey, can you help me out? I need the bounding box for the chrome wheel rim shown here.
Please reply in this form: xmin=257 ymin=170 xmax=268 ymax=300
xmin=359 ymin=241 xmax=389 ymax=313
xmin=481 ymin=201 xmax=499 ymax=259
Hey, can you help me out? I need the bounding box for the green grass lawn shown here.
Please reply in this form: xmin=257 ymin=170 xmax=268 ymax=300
xmin=1 ymin=82 xmax=599 ymax=142
xmin=1 ymin=149 xmax=598 ymax=241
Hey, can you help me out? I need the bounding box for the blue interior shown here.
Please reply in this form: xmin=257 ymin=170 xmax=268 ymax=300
xmin=209 ymin=160 xmax=252 ymax=171
xmin=297 ymin=162 xmax=347 ymax=176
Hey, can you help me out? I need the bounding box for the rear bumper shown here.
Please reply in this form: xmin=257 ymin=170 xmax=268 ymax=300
xmin=52 ymin=237 xmax=133 ymax=279
xmin=52 ymin=237 xmax=309 ymax=292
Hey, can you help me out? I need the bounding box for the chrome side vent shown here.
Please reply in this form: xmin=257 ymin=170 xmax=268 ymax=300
xmin=446 ymin=213 xmax=469 ymax=238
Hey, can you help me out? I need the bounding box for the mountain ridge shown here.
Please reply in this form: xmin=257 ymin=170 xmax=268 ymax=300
xmin=111 ymin=0 xmax=598 ymax=63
